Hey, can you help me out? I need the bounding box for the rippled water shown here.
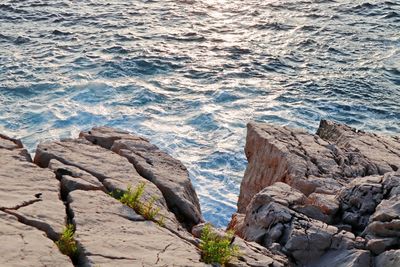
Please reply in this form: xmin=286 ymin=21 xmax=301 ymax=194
xmin=1 ymin=0 xmax=399 ymax=227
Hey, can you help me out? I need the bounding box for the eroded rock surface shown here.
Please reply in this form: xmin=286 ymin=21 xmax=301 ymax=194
xmin=80 ymin=126 xmax=202 ymax=228
xmin=33 ymin=137 xmax=182 ymax=231
xmin=232 ymin=120 xmax=400 ymax=267
xmin=0 ymin=134 xmax=72 ymax=266
xmin=0 ymin=137 xmax=66 ymax=240
xmin=238 ymin=120 xmax=400 ymax=212
xmin=68 ymin=189 xmax=206 ymax=267
xmin=0 ymin=211 xmax=72 ymax=267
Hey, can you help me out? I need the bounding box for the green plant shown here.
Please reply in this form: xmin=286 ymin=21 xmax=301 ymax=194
xmin=117 ymin=182 xmax=164 ymax=226
xmin=56 ymin=224 xmax=78 ymax=259
xmin=141 ymin=196 xmax=161 ymax=221
xmin=119 ymin=182 xmax=145 ymax=211
xmin=199 ymin=224 xmax=240 ymax=266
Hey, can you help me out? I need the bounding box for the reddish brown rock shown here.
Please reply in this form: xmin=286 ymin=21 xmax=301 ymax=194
xmin=237 ymin=121 xmax=400 ymax=213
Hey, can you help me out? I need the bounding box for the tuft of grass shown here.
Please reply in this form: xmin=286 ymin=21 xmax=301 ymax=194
xmin=116 ymin=182 xmax=164 ymax=226
xmin=199 ymin=224 xmax=240 ymax=266
xmin=56 ymin=224 xmax=78 ymax=260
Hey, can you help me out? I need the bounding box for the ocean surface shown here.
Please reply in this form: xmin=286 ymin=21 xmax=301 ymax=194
xmin=0 ymin=0 xmax=399 ymax=227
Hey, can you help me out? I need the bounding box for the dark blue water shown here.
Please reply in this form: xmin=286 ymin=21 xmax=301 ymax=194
xmin=1 ymin=0 xmax=399 ymax=227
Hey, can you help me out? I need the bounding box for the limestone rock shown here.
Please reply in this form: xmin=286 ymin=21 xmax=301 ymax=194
xmin=238 ymin=122 xmax=339 ymax=212
xmin=308 ymin=249 xmax=371 ymax=267
xmin=81 ymin=126 xmax=202 ymax=228
xmin=0 ymin=133 xmax=23 ymax=150
xmin=0 ymin=143 xmax=66 ymax=240
xmin=238 ymin=121 xmax=400 ymax=212
xmin=33 ymin=138 xmax=181 ymax=231
xmin=48 ymin=159 xmax=105 ymax=194
xmin=375 ymin=250 xmax=400 ymax=267
xmin=0 ymin=211 xmax=73 ymax=267
xmin=337 ymin=175 xmax=384 ymax=233
xmin=317 ymin=119 xmax=400 ymax=174
xmin=68 ymin=189 xmax=206 ymax=267
xmin=232 ymin=182 xmax=368 ymax=266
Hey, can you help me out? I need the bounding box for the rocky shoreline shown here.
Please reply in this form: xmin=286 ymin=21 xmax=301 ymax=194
xmin=0 ymin=120 xmax=399 ymax=266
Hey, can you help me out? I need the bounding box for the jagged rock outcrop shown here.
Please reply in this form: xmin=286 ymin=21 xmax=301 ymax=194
xmin=231 ymin=120 xmax=400 ymax=267
xmin=80 ymin=126 xmax=202 ymax=228
xmin=238 ymin=120 xmax=400 ymax=212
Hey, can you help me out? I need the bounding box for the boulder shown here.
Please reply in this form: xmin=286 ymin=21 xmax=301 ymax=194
xmin=0 ymin=211 xmax=72 ymax=267
xmin=68 ymin=189 xmax=206 ymax=267
xmin=80 ymin=126 xmax=202 ymax=228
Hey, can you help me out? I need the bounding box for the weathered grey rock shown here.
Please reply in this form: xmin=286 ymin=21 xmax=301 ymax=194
xmin=337 ymin=175 xmax=384 ymax=233
xmin=237 ymin=121 xmax=400 ymax=213
xmin=308 ymin=249 xmax=371 ymax=267
xmin=68 ymin=189 xmax=206 ymax=267
xmin=0 ymin=143 xmax=66 ymax=240
xmin=33 ymin=138 xmax=182 ymax=231
xmin=335 ymin=172 xmax=400 ymax=254
xmin=317 ymin=120 xmax=400 ymax=174
xmin=375 ymin=250 xmax=400 ymax=267
xmin=0 ymin=211 xmax=73 ymax=267
xmin=48 ymin=159 xmax=105 ymax=193
xmin=80 ymin=126 xmax=202 ymax=228
xmin=231 ymin=182 xmax=370 ymax=266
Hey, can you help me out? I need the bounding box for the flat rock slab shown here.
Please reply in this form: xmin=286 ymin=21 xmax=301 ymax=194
xmin=0 ymin=144 xmax=66 ymax=240
xmin=34 ymin=138 xmax=181 ymax=230
xmin=0 ymin=211 xmax=73 ymax=267
xmin=0 ymin=133 xmax=23 ymax=149
xmin=68 ymin=190 xmax=206 ymax=267
xmin=81 ymin=126 xmax=202 ymax=227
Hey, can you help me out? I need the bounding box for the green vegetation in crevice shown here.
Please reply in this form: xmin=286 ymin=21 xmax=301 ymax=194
xmin=56 ymin=224 xmax=79 ymax=262
xmin=110 ymin=182 xmax=165 ymax=226
xmin=199 ymin=224 xmax=240 ymax=266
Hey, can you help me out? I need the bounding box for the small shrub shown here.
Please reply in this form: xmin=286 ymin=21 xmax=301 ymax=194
xmin=141 ymin=196 xmax=161 ymax=221
xmin=116 ymin=182 xmax=164 ymax=226
xmin=200 ymin=224 xmax=240 ymax=266
xmin=119 ymin=182 xmax=145 ymax=210
xmin=56 ymin=224 xmax=78 ymax=259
